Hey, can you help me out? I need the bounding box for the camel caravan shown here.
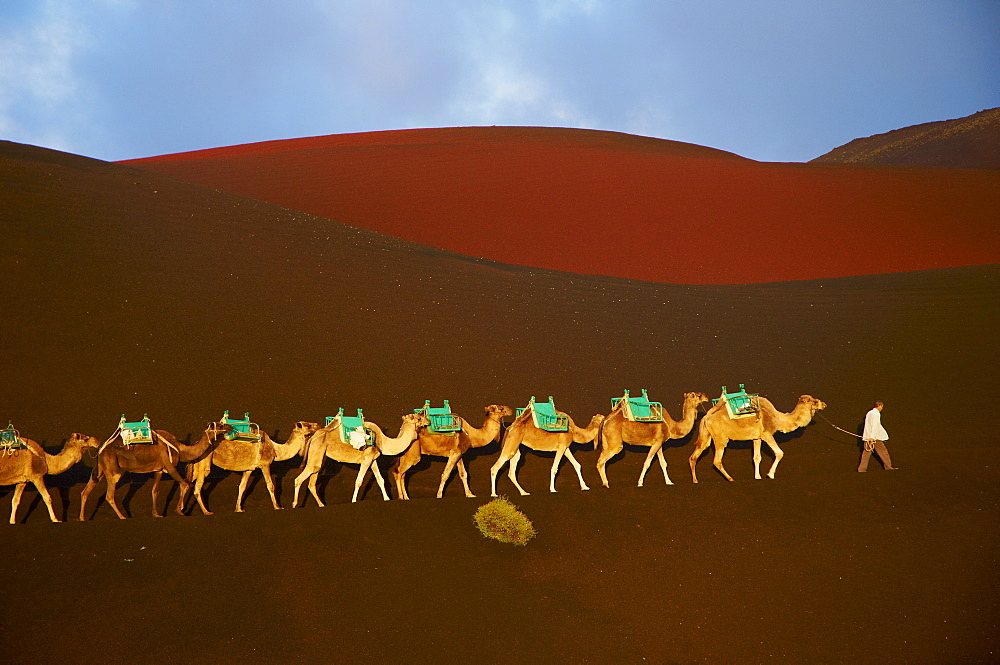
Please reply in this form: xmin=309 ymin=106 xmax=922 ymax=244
xmin=1 ymin=387 xmax=826 ymax=523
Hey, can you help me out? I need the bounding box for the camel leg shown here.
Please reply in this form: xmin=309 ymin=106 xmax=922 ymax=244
xmin=712 ymin=438 xmax=735 ymax=482
xmin=151 ymin=471 xmax=164 ymax=517
xmin=79 ymin=472 xmax=101 ymax=521
xmin=189 ymin=459 xmax=213 ymax=515
xmin=507 ymin=449 xmax=529 ymax=496
xmin=261 ymin=463 xmax=282 ymax=510
xmin=308 ymin=473 xmax=324 ymax=507
xmin=490 ymin=441 xmax=527 ymax=497
xmin=105 ymin=471 xmax=128 ymax=520
xmin=352 ymin=458 xmax=371 ymax=503
xmin=235 ymin=469 xmax=253 ymax=512
xmin=32 ymin=477 xmax=60 ymax=523
xmin=638 ymin=443 xmax=663 ymax=488
xmin=293 ymin=451 xmax=327 ymax=508
xmin=596 ymin=439 xmax=623 ymax=488
xmin=393 ymin=449 xmax=419 ymax=501
xmin=437 ymin=451 xmax=462 ymax=499
xmin=688 ymin=435 xmax=714 ymax=484
xmin=292 ymin=467 xmax=315 ymax=507
xmin=752 ymin=439 xmax=763 ymax=480
xmin=456 ymin=458 xmax=476 ymax=498
xmin=162 ymin=464 xmax=189 ymax=516
xmin=371 ymin=458 xmax=390 ymax=501
xmin=9 ymin=483 xmax=26 ymax=524
xmin=762 ymin=433 xmax=784 ymax=479
xmin=353 ymin=457 xmax=388 ymax=502
xmin=656 ymin=447 xmax=673 ymax=486
xmin=549 ymin=447 xmax=567 ymax=493
xmin=562 ymin=448 xmax=590 ymax=491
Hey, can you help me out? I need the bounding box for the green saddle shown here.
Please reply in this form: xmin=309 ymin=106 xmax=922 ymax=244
xmin=326 ymin=408 xmax=376 ymax=446
xmin=712 ymin=385 xmax=760 ymax=418
xmin=1 ymin=423 xmax=27 ymax=451
xmin=415 ymin=400 xmax=461 ymax=434
xmin=220 ymin=411 xmax=262 ymax=443
xmin=515 ymin=396 xmax=570 ymax=432
xmin=611 ymin=389 xmax=664 ymax=422
xmin=120 ymin=414 xmax=153 ymax=445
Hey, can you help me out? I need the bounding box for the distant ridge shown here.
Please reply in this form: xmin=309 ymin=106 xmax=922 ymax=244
xmin=121 ymin=126 xmax=1000 ymax=284
xmin=811 ymin=108 xmax=1000 ymax=169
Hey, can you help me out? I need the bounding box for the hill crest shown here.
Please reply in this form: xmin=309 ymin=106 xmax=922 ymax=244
xmin=811 ymin=107 xmax=1000 ymax=169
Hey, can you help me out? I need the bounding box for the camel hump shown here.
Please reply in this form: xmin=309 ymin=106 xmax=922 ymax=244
xmin=711 ymin=385 xmax=761 ymax=419
xmin=1 ymin=423 xmax=40 ymax=456
xmin=516 ymin=396 xmax=570 ymax=432
xmin=611 ymin=389 xmax=664 ymax=422
xmin=414 ymin=400 xmax=462 ymax=434
xmin=218 ymin=410 xmax=263 ymax=443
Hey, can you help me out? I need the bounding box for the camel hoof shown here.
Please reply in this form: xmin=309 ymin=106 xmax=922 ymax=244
xmin=466 ymin=493 xmax=477 ymax=498
xmin=581 ymin=486 xmax=590 ymax=491
xmin=665 ymin=481 xmax=674 ymax=486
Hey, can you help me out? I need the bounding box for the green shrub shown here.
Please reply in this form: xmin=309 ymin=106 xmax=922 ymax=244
xmin=473 ymin=496 xmax=537 ymax=546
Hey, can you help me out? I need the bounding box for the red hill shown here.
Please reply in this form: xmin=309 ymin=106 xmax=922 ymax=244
xmin=122 ymin=126 xmax=1000 ymax=284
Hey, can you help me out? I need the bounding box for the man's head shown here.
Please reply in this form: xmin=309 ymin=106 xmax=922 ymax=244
xmin=874 ymin=401 xmax=884 ymax=411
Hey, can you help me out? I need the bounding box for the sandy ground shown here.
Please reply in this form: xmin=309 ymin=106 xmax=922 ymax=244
xmin=1 ymin=138 xmax=998 ymax=663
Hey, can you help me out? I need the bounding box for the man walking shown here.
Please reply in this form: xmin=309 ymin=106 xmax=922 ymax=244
xmin=859 ymin=400 xmax=896 ymax=472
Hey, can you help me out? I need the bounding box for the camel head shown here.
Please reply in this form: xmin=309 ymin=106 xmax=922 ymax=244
xmin=402 ymin=412 xmax=431 ymax=429
xmin=69 ymin=433 xmax=101 ymax=450
xmin=205 ymin=422 xmax=234 ymax=440
xmin=798 ymin=395 xmax=827 ymax=417
xmin=486 ymin=404 xmax=514 ymax=419
xmin=684 ymin=392 xmax=710 ymax=408
xmin=293 ymin=421 xmax=320 ymax=435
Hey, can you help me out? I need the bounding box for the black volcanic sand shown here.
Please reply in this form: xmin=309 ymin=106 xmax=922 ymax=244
xmin=1 ymin=141 xmax=998 ymax=663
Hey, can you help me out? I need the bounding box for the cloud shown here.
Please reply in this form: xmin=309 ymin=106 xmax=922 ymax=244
xmin=0 ymin=1 xmax=92 ymax=150
xmin=0 ymin=0 xmax=996 ymax=162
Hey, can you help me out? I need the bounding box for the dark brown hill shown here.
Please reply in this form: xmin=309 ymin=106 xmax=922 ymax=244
xmin=119 ymin=126 xmax=1000 ymax=284
xmin=812 ymin=107 xmax=1000 ymax=169
xmin=1 ymin=140 xmax=998 ymax=663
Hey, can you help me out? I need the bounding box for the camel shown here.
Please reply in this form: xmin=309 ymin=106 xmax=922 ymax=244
xmin=688 ymin=394 xmax=827 ymax=483
xmin=489 ymin=398 xmax=605 ymax=496
xmin=185 ymin=419 xmax=318 ymax=515
xmin=79 ymin=421 xmax=231 ymax=520
xmin=1 ymin=431 xmax=100 ymax=524
xmin=292 ymin=412 xmax=428 ymax=506
xmin=596 ymin=391 xmax=709 ymax=488
xmin=392 ymin=404 xmax=513 ymax=500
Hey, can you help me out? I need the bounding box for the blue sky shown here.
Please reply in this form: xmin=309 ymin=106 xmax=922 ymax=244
xmin=1 ymin=0 xmax=997 ymax=162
